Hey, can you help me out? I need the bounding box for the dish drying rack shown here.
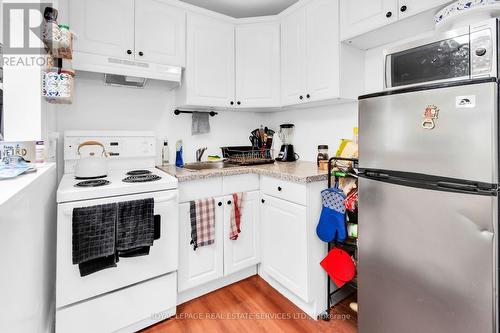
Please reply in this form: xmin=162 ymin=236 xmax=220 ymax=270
xmin=320 ymin=156 xmax=359 ymax=321
xmin=221 ymin=146 xmax=275 ymax=166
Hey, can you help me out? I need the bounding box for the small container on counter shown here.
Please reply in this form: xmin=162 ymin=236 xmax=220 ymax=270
xmin=317 ymin=145 xmax=329 ymax=170
xmin=162 ymin=140 xmax=169 ymax=165
xmin=57 ymin=24 xmax=73 ymax=59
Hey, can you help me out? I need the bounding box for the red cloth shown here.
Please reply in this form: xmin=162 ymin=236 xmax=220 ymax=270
xmin=229 ymin=193 xmax=245 ymax=240
xmin=320 ymin=247 xmax=356 ymax=287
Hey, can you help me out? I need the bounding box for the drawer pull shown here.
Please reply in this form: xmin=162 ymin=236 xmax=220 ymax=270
xmin=227 ymin=200 xmax=232 ymax=205
xmin=277 ymin=186 xmax=282 ymax=192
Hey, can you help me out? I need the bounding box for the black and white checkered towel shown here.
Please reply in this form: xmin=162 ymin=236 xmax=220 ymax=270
xmin=72 ymin=203 xmax=117 ymax=265
xmin=116 ymin=198 xmax=155 ymax=251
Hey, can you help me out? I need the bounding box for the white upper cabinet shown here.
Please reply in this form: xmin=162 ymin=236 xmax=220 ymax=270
xmin=281 ymin=8 xmax=307 ymax=105
xmin=398 ymin=0 xmax=451 ymax=19
xmin=180 ymin=13 xmax=235 ymax=108
xmin=341 ymin=0 xmax=452 ymax=41
xmin=340 ymin=0 xmax=397 ymax=40
xmin=235 ymin=23 xmax=281 ymax=108
xmin=70 ymin=0 xmax=185 ymax=66
xmin=281 ymin=0 xmax=357 ymax=106
xmin=135 ymin=0 xmax=186 ymax=66
xmin=305 ymin=0 xmax=340 ymax=102
xmin=70 ymin=0 xmax=136 ymax=59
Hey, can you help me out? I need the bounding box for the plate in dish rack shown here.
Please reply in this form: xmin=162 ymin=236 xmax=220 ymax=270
xmin=435 ymin=0 xmax=500 ymax=31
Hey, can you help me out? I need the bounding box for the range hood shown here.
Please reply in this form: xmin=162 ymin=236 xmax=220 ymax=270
xmin=72 ymin=52 xmax=182 ymax=87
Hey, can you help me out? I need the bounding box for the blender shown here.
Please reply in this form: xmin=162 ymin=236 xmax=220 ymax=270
xmin=276 ymin=124 xmax=299 ymax=162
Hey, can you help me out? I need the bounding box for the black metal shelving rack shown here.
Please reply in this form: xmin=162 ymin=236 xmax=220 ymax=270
xmin=319 ymin=156 xmax=359 ymax=321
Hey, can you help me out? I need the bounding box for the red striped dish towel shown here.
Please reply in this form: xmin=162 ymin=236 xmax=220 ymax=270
xmin=229 ymin=193 xmax=245 ymax=240
xmin=190 ymin=198 xmax=216 ymax=250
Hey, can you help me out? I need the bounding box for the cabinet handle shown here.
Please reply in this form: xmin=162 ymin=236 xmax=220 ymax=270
xmin=278 ymin=186 xmax=282 ymax=192
xmin=400 ymin=5 xmax=407 ymax=12
xmin=237 ymin=101 xmax=241 ymax=105
xmin=261 ymin=199 xmax=265 ymax=203
xmin=386 ymin=11 xmax=392 ymax=18
xmin=138 ymin=51 xmax=144 ymax=56
xmin=299 ymin=95 xmax=304 ymax=100
xmin=306 ymin=94 xmax=311 ymax=99
xmin=127 ymin=49 xmax=132 ymax=55
xmin=227 ymin=200 xmax=232 ymax=205
xmin=230 ymin=101 xmax=234 ymax=105
xmin=218 ymin=202 xmax=222 ymax=207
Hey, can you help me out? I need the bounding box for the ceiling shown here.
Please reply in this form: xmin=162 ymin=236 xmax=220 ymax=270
xmin=179 ymin=0 xmax=299 ymax=18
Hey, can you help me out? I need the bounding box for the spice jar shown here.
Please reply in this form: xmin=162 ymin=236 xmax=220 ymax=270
xmin=317 ymin=145 xmax=329 ymax=170
xmin=58 ymin=24 xmax=73 ymax=59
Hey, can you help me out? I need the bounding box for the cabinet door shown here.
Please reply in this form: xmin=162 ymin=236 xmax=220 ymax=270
xmin=340 ymin=0 xmax=397 ymax=40
xmin=70 ymin=0 xmax=135 ymax=59
xmin=178 ymin=198 xmax=224 ymax=292
xmin=223 ymin=191 xmax=260 ymax=276
xmin=261 ymin=195 xmax=309 ymax=302
xmin=235 ymin=23 xmax=280 ymax=108
xmin=186 ymin=13 xmax=235 ymax=108
xmin=281 ymin=7 xmax=307 ymax=106
xmin=305 ymin=0 xmax=340 ymax=102
xmin=135 ymin=0 xmax=186 ymax=66
xmin=398 ymin=0 xmax=452 ymax=19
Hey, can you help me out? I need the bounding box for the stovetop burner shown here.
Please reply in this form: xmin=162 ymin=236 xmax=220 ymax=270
xmin=75 ymin=179 xmax=111 ymax=188
xmin=122 ymin=174 xmax=162 ymax=183
xmin=126 ymin=170 xmax=152 ymax=176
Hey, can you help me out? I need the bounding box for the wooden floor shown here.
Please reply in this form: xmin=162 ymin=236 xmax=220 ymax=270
xmin=141 ymin=275 xmax=357 ymax=333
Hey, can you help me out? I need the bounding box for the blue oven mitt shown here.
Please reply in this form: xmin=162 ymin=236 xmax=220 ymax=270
xmin=316 ymin=187 xmax=347 ymax=243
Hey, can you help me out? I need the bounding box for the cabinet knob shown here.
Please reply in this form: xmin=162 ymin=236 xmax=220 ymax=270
xmin=261 ymin=199 xmax=265 ymax=203
xmin=127 ymin=49 xmax=132 ymax=55
xmin=306 ymin=94 xmax=311 ymax=99
xmin=237 ymin=101 xmax=241 ymax=105
xmin=227 ymin=200 xmax=232 ymax=205
xmin=400 ymin=5 xmax=407 ymax=12
xmin=278 ymin=186 xmax=282 ymax=192
xmin=138 ymin=51 xmax=144 ymax=56
xmin=386 ymin=11 xmax=392 ymax=18
xmin=218 ymin=202 xmax=222 ymax=207
xmin=230 ymin=101 xmax=234 ymax=105
xmin=299 ymin=95 xmax=304 ymax=100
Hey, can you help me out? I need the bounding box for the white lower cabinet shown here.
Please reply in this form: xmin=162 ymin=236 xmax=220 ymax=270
xmin=178 ymin=197 xmax=224 ymax=292
xmin=178 ymin=190 xmax=261 ymax=292
xmin=223 ymin=191 xmax=261 ymax=275
xmin=260 ymin=194 xmax=309 ymax=302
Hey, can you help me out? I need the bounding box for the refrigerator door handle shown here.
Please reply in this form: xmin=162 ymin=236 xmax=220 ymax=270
xmin=437 ymin=181 xmax=480 ymax=193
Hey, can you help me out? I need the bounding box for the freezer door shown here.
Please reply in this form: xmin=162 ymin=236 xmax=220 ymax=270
xmin=359 ymin=81 xmax=498 ymax=184
xmin=358 ymin=177 xmax=497 ymax=333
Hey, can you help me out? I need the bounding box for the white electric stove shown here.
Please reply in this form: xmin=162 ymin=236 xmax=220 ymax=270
xmin=56 ymin=131 xmax=179 ymax=333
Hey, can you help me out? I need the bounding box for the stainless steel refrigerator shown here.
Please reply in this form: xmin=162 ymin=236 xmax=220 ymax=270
xmin=358 ymin=19 xmax=499 ymax=333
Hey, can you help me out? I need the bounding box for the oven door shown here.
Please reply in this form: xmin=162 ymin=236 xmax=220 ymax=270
xmin=56 ymin=190 xmax=178 ymax=307
xmin=384 ymin=19 xmax=497 ymax=89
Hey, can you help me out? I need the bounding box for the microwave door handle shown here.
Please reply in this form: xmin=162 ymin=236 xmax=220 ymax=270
xmin=384 ymin=54 xmax=392 ymax=89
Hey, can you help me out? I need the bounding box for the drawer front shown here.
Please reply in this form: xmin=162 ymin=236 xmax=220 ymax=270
xmin=223 ymin=174 xmax=259 ymax=194
xmin=179 ymin=177 xmax=223 ymax=203
xmin=261 ymin=176 xmax=307 ymax=205
xmin=56 ymin=273 xmax=177 ymax=333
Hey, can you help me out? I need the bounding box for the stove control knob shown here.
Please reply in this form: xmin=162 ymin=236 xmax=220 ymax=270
xmin=475 ymin=48 xmax=487 ymax=57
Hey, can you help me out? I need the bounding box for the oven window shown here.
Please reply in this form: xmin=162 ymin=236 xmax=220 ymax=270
xmin=390 ymin=35 xmax=470 ymax=87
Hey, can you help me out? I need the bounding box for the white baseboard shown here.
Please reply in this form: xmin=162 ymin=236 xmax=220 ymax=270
xmin=178 ymin=266 xmax=258 ymax=305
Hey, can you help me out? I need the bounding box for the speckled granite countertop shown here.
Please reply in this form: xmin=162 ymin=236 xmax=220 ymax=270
xmin=156 ymin=161 xmax=329 ymax=184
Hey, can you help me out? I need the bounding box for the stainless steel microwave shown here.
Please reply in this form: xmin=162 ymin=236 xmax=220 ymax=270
xmin=384 ymin=19 xmax=498 ymax=90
